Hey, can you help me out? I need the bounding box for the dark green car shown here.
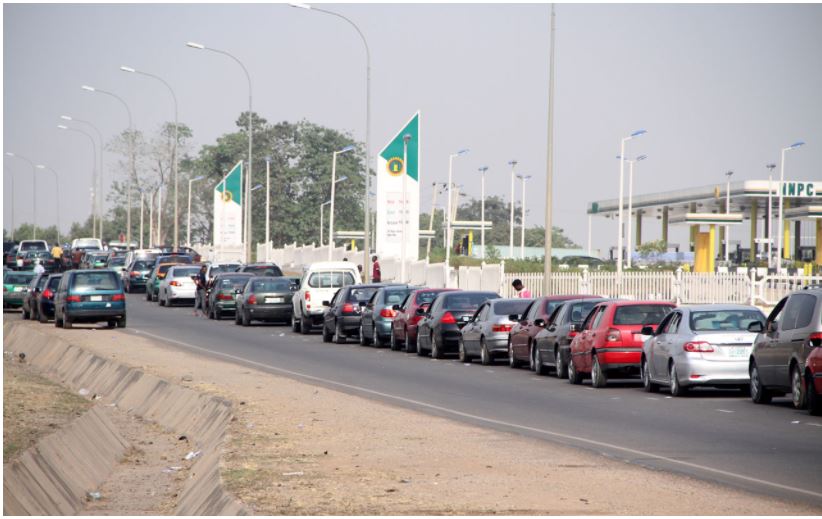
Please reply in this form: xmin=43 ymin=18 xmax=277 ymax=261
xmin=3 ymin=270 xmax=36 ymax=309
xmin=207 ymin=273 xmax=253 ymax=320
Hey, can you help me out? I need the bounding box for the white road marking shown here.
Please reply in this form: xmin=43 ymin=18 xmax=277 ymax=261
xmin=807 ymin=423 xmax=822 ymax=428
xmin=128 ymin=327 xmax=822 ymax=502
xmin=791 ymin=420 xmax=801 ymax=424
xmin=716 ymin=409 xmax=735 ymax=413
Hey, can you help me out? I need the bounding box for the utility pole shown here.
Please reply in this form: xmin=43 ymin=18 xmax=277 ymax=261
xmin=543 ymin=3 xmax=556 ymax=294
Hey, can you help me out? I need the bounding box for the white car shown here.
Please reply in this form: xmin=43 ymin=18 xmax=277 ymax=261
xmin=157 ymin=265 xmax=201 ymax=307
xmin=291 ymin=261 xmax=361 ymax=334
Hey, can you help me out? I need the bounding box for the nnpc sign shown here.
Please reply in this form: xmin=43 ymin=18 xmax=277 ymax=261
xmin=782 ymin=181 xmax=822 ymax=197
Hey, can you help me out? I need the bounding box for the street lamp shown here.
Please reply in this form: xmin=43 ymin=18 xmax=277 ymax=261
xmin=60 ymin=115 xmax=104 ymax=238
xmin=478 ymin=166 xmax=489 ymax=259
xmin=445 ymin=148 xmax=470 ymax=285
xmin=5 ymin=153 xmax=37 ymax=239
xmin=186 ymin=41 xmax=254 ymax=261
xmin=120 ymin=65 xmax=180 ymax=251
xmin=290 ymin=3 xmax=373 ymax=280
xmin=616 ymin=154 xmax=647 ymax=268
xmin=137 ymin=187 xmax=146 ymax=249
xmin=58 ymin=124 xmax=99 ymax=240
xmin=264 ymin=156 xmax=272 ymax=262
xmin=35 ymin=165 xmax=60 ymax=244
xmin=81 ymin=84 xmax=135 ymax=245
xmin=617 ymin=129 xmax=647 ymax=283
xmin=320 ymin=200 xmax=332 ymax=246
xmin=508 ymin=159 xmax=518 ymax=257
xmin=776 ymin=141 xmax=805 ymax=271
xmin=425 ymin=182 xmax=447 ymax=262
xmin=187 ymin=175 xmax=205 ymax=246
xmin=725 ymin=170 xmax=734 ymax=263
xmin=517 ymin=173 xmax=532 ymax=259
xmin=765 ymin=163 xmax=776 ymax=268
xmin=328 ymin=145 xmax=355 ymax=260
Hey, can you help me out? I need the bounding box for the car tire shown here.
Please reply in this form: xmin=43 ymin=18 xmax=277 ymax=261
xmin=791 ymin=364 xmax=807 ymax=410
xmin=117 ymin=316 xmax=126 ymax=328
xmin=568 ymin=357 xmax=583 ymax=385
xmin=374 ymin=326 xmax=387 ymax=348
xmin=750 ymin=362 xmax=772 ymax=404
xmin=417 ymin=334 xmax=429 ymax=357
xmin=555 ymin=347 xmax=567 ymax=379
xmin=642 ymin=358 xmax=660 ymax=393
xmin=534 ymin=347 xmax=547 ymax=376
xmin=300 ymin=312 xmax=311 ymax=335
xmin=431 ymin=333 xmax=444 ymax=359
xmin=591 ymin=354 xmax=607 ymax=388
xmin=405 ymin=331 xmax=418 ymax=354
xmin=359 ymin=323 xmax=372 ymax=346
xmin=390 ymin=331 xmax=400 ymax=351
xmin=107 ymin=320 xmax=116 ymax=329
xmin=807 ymin=370 xmax=822 ymax=416
xmin=291 ymin=313 xmax=300 ymax=332
xmin=458 ymin=337 xmax=471 ymax=363
xmin=63 ymin=314 xmax=73 ymax=330
xmin=480 ymin=338 xmax=492 ymax=366
xmin=333 ymin=321 xmax=346 ymax=344
xmin=508 ymin=342 xmax=522 ymax=369
xmin=669 ymin=363 xmax=687 ymax=397
xmin=242 ymin=310 xmax=251 ymax=327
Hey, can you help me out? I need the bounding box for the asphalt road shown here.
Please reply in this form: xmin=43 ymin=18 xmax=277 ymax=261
xmin=120 ymin=295 xmax=822 ymax=507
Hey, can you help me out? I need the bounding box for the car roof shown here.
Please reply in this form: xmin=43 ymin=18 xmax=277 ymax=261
xmin=607 ymin=300 xmax=675 ymax=307
xmin=305 ymin=261 xmax=359 ymax=270
xmin=679 ymin=304 xmax=761 ymax=312
xmin=540 ymin=294 xmax=600 ymax=301
xmin=214 ymin=272 xmax=254 ymax=277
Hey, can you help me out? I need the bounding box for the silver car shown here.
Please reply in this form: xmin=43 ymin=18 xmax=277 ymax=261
xmin=641 ymin=304 xmax=765 ymax=396
xmin=459 ymin=298 xmax=532 ymax=365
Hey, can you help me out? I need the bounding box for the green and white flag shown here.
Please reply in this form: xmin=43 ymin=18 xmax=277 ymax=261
xmin=376 ymin=111 xmax=420 ymax=261
xmin=213 ymin=161 xmax=243 ymax=247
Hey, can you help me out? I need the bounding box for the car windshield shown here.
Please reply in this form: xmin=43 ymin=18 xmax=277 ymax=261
xmin=158 ymin=264 xmax=175 ymax=275
xmin=211 ymin=264 xmax=241 ymax=276
xmin=4 ymin=273 xmax=34 ymax=284
xmin=244 ymin=265 xmax=283 ymax=276
xmin=308 ymin=271 xmax=356 ymax=289
xmin=72 ymin=272 xmax=119 ymax=291
xmin=133 ymin=261 xmax=152 ymax=271
xmin=348 ymin=287 xmax=378 ymax=302
xmin=384 ymin=288 xmax=412 ymax=306
xmin=218 ymin=276 xmax=252 ymax=289
xmin=567 ymin=301 xmax=600 ymax=323
xmin=158 ymin=256 xmax=192 ymax=264
xmin=19 ymin=242 xmax=46 ymax=251
xmin=613 ymin=304 xmax=673 ymax=325
xmin=109 ymin=257 xmax=126 ymax=266
xmin=443 ymin=292 xmax=498 ymax=311
xmin=171 ymin=267 xmax=200 ymax=278
xmin=690 ymin=310 xmax=764 ymax=332
xmin=250 ymin=278 xmax=292 ymax=292
xmin=494 ymin=300 xmax=531 ymax=316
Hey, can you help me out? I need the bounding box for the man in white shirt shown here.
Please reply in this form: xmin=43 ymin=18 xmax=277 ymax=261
xmin=33 ymin=259 xmax=45 ymax=275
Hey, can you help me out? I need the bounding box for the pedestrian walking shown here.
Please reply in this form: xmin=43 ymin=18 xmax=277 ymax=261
xmin=371 ymin=255 xmax=381 ymax=282
xmin=51 ymin=242 xmax=63 ymax=272
xmin=512 ymin=278 xmax=532 ymax=298
xmin=194 ymin=264 xmax=207 ymax=315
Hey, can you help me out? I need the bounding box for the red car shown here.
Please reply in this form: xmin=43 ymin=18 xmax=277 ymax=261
xmin=508 ymin=295 xmax=599 ymax=369
xmin=806 ymin=337 xmax=822 ymax=415
xmin=568 ymin=300 xmax=674 ymax=388
xmin=390 ymin=288 xmax=457 ymax=353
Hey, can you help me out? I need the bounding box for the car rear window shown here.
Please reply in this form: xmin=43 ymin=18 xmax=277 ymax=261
xmin=71 ymin=272 xmax=120 ymax=291
xmin=416 ymin=290 xmax=445 ymax=305
xmin=4 ymin=273 xmax=34 ymax=284
xmin=171 ymin=267 xmax=200 ymax=278
xmin=494 ymin=300 xmax=531 ymax=316
xmin=158 ymin=264 xmax=175 ymax=275
xmin=211 ymin=264 xmax=241 ymax=276
xmin=690 ymin=310 xmax=764 ymax=332
xmin=109 ymin=256 xmax=126 ymax=266
xmin=443 ymin=292 xmax=499 ymax=311
xmin=19 ymin=242 xmax=47 ymax=251
xmin=384 ymin=288 xmax=412 ymax=305
xmin=218 ymin=276 xmax=252 ymax=289
xmin=244 ymin=265 xmax=283 ymax=276
xmin=567 ymin=301 xmax=600 ymax=323
xmin=250 ymin=278 xmax=292 ymax=292
xmin=132 ymin=261 xmax=152 ymax=270
xmin=308 ymin=271 xmax=356 ymax=289
xmin=613 ymin=304 xmax=673 ymax=325
xmin=348 ymin=287 xmax=378 ymax=302
xmin=158 ymin=255 xmax=192 ymax=264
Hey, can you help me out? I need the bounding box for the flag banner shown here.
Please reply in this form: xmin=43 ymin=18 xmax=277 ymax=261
xmin=376 ymin=111 xmax=420 ymax=261
xmin=213 ymin=161 xmax=243 ymax=247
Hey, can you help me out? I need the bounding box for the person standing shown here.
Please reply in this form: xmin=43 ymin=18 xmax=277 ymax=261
xmin=51 ymin=242 xmax=63 ymax=272
xmin=33 ymin=259 xmax=45 ymax=275
xmin=512 ymin=279 xmax=532 ymax=298
xmin=371 ymin=255 xmax=381 ymax=282
xmin=194 ymin=264 xmax=208 ymax=314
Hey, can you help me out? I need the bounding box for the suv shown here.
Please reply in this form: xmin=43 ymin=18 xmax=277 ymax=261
xmin=54 ymin=269 xmax=126 ymax=329
xmin=749 ymin=288 xmax=822 ymax=409
xmin=291 ymin=261 xmax=361 ymax=334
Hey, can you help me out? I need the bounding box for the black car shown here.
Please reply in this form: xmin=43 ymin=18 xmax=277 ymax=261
xmin=5 ymin=245 xmax=19 ymax=269
xmin=206 ymin=273 xmax=254 ymax=320
xmin=36 ymin=274 xmax=62 ymax=323
xmin=234 ymin=276 xmax=295 ymax=326
xmin=416 ymin=290 xmax=501 ymax=359
xmin=533 ymin=297 xmax=609 ymax=377
xmin=359 ymin=285 xmax=415 ymax=347
xmin=321 ymin=284 xmax=384 ymax=344
xmin=123 ymin=259 xmax=154 ymax=293
xmin=236 ymin=263 xmax=284 ymax=277
xmin=21 ymin=272 xmax=50 ymax=320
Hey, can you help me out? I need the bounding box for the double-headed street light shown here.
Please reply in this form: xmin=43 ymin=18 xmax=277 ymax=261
xmin=60 ymin=115 xmax=104 ymax=238
xmin=187 ymin=175 xmax=205 ymax=247
xmin=776 ymin=141 xmax=805 ymax=271
xmin=320 ymin=175 xmax=349 ymax=247
xmin=616 ymin=154 xmax=647 ymax=268
xmin=617 ymin=129 xmax=647 ymax=283
xmin=35 ymin=164 xmax=60 ymax=244
xmin=186 ymin=41 xmax=254 ymax=261
xmin=517 ymin=173 xmax=532 ymax=259
xmin=120 ymin=65 xmax=180 ymax=251
xmin=57 ymin=124 xmax=97 ymax=237
xmin=445 ymin=148 xmax=470 ymax=285
xmin=329 ymin=145 xmax=355 ymax=259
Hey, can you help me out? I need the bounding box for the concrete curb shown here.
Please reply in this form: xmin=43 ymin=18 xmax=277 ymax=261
xmin=2 ymin=322 xmax=248 ymax=515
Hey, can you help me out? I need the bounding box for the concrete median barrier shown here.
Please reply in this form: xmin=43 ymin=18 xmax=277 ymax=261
xmin=2 ymin=322 xmax=247 ymax=515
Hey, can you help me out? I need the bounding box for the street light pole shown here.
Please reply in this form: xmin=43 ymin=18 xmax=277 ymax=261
xmin=776 ymin=141 xmax=805 ymax=271
xmin=60 ymin=115 xmax=104 ymax=239
xmin=617 ymin=130 xmax=646 ymax=285
xmin=264 ymin=156 xmax=271 ymax=262
xmin=5 ymin=153 xmax=37 ymax=239
xmin=517 ymin=174 xmax=532 ymax=259
xmin=765 ymin=163 xmax=776 ymax=268
xmin=508 ymin=160 xmax=517 ymax=257
xmin=328 ymin=145 xmax=355 ymax=260
xmin=35 ymin=165 xmax=60 ymax=244
xmin=725 ymin=170 xmax=734 ymax=263
xmin=544 ymin=2 xmax=556 ymax=294
xmin=139 ymin=189 xmax=145 ymax=249
xmin=187 ymin=176 xmax=204 ymax=247
xmin=445 ymin=149 xmax=469 ymax=287
xmin=186 ymin=42 xmax=253 ymax=261
xmin=478 ymin=167 xmax=488 ymax=260
xmin=57 ymin=125 xmax=98 ymax=235
xmin=320 ymin=200 xmax=331 ymax=246
xmin=426 ymin=182 xmax=444 ymax=262
xmin=616 ymin=154 xmax=647 ymax=269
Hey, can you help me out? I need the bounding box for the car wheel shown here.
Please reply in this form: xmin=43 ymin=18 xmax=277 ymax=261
xmin=63 ymin=314 xmax=73 ymax=329
xmin=359 ymin=322 xmax=371 ymax=346
xmin=534 ymin=347 xmax=547 ymax=376
xmin=406 ymin=330 xmax=418 ymax=354
xmin=555 ymin=347 xmax=567 ymax=379
xmin=508 ymin=343 xmax=522 ymax=369
xmin=458 ymin=337 xmax=471 ymax=363
xmin=750 ymin=362 xmax=772 ymax=404
xmin=417 ymin=333 xmax=430 ymax=357
xmin=568 ymin=356 xmax=583 ymax=385
xmin=431 ymin=333 xmax=444 ymax=359
xmin=669 ymin=363 xmax=687 ymax=397
xmin=791 ymin=364 xmax=807 ymax=410
xmin=117 ymin=316 xmax=126 ymax=328
xmin=642 ymin=358 xmax=659 ymax=393
xmin=300 ymin=312 xmax=311 ymax=335
xmin=242 ymin=310 xmax=251 ymax=327
xmin=480 ymin=338 xmax=492 ymax=366
xmin=390 ymin=331 xmax=400 ymax=351
xmin=374 ymin=326 xmax=387 ymax=348
xmin=333 ymin=321 xmax=346 ymax=344
xmin=591 ymin=354 xmax=607 ymax=388
xmin=807 ymin=370 xmax=822 ymax=416
xmin=107 ymin=320 xmax=116 ymax=329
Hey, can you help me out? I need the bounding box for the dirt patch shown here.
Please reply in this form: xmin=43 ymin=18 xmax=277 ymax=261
xmin=3 ymin=352 xmax=91 ymax=461
xmin=19 ymin=320 xmax=822 ymax=515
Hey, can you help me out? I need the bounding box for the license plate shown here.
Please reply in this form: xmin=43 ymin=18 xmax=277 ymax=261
xmin=728 ymin=347 xmax=747 ymax=358
xmin=265 ymin=297 xmax=283 ymax=304
xmin=90 ymin=295 xmax=103 ymax=302
xmin=13 ymin=287 xmax=23 ymax=292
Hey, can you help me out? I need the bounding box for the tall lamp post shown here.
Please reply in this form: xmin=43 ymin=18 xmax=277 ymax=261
xmin=264 ymin=156 xmax=271 ymax=262
xmin=81 ymin=85 xmax=135 ymax=246
xmin=544 ymin=2 xmax=557 ymax=295
xmin=320 ymin=200 xmax=332 ymax=246
xmin=508 ymin=159 xmax=518 ymax=257
xmin=724 ymin=170 xmax=734 ymax=262
xmin=186 ymin=41 xmax=253 ymax=261
xmin=517 ymin=174 xmax=532 ymax=259
xmin=5 ymin=153 xmax=37 ymax=239
xmin=617 ymin=129 xmax=647 ymax=284
xmin=35 ymin=165 xmax=60 ymax=244
xmin=445 ymin=149 xmax=469 ymax=286
xmin=478 ymin=166 xmax=488 ymax=259
xmin=329 ymin=146 xmax=355 ymax=259
xmin=187 ymin=175 xmax=204 ymax=246
xmin=137 ymin=187 xmax=146 ymax=249
xmin=60 ymin=115 xmax=104 ymax=238
xmin=57 ymin=125 xmax=98 ymax=236
xmin=425 ymin=182 xmax=446 ymax=262
xmin=290 ymin=3 xmax=373 ymax=280
xmin=120 ymin=66 xmax=180 ymax=251
xmin=776 ymin=141 xmax=805 ymax=271
xmin=765 ymin=163 xmax=776 ymax=268
xmin=616 ymin=153 xmax=647 ymax=268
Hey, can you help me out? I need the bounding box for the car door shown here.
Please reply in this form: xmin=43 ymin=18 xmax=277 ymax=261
xmin=756 ymin=297 xmax=788 ymax=386
xmin=778 ymin=293 xmax=817 ymax=385
xmin=325 ymin=289 xmax=343 ymax=333
xmin=541 ymin=304 xmax=566 ymax=357
xmin=572 ymin=305 xmax=599 ymax=371
xmin=584 ymin=305 xmax=609 ymax=372
xmin=514 ymin=301 xmax=540 ymax=359
xmin=653 ymin=312 xmax=680 ymax=379
xmin=419 ymin=296 xmax=440 ymax=349
xmin=464 ymin=303 xmax=486 ymax=352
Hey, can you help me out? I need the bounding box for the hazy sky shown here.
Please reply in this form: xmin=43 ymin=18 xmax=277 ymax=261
xmin=4 ymin=3 xmax=822 ymax=252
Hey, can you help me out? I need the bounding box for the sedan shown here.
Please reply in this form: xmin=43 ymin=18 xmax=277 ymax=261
xmin=206 ymin=273 xmax=254 ymax=320
xmin=534 ymin=298 xmax=609 ymax=377
xmin=390 ymin=288 xmax=457 ymax=353
xmin=21 ymin=272 xmax=50 ymax=320
xmin=123 ymin=259 xmax=153 ymax=293
xmin=235 ymin=276 xmax=294 ymax=326
xmin=322 ymin=284 xmax=383 ymax=344
xmin=359 ymin=285 xmax=415 ymax=347
xmin=641 ymin=305 xmax=765 ymax=396
xmin=157 ymin=265 xmax=201 ymax=306
xmin=459 ymin=298 xmax=531 ymax=365
xmin=36 ymin=274 xmax=62 ymax=323
xmin=417 ymin=290 xmax=501 ymax=359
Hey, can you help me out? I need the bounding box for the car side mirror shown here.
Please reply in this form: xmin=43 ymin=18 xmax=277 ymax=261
xmin=569 ymin=323 xmax=579 ymax=333
xmin=508 ymin=314 xmax=520 ymax=322
xmin=392 ymin=304 xmax=401 ymax=311
xmin=322 ymin=300 xmax=331 ymax=307
xmin=747 ymin=321 xmax=764 ymax=333
xmin=534 ymin=318 xmax=546 ymax=328
xmin=459 ymin=315 xmax=472 ymax=323
xmin=766 ymin=321 xmax=778 ymax=333
xmin=234 ymin=288 xmax=242 ymax=295
xmin=415 ymin=307 xmax=427 ymax=316
xmin=641 ymin=326 xmax=655 ymax=336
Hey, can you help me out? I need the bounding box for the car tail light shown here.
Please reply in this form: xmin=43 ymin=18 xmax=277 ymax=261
xmin=409 ymin=315 xmax=422 ymax=325
xmin=158 ymin=273 xmax=166 ymax=279
xmin=170 ymin=280 xmax=182 ymax=287
xmin=217 ymin=292 xmax=233 ymax=301
xmin=42 ymin=289 xmax=54 ymax=299
xmin=66 ymin=295 xmax=81 ymax=303
xmin=380 ymin=308 xmax=397 ymax=318
xmin=305 ymin=291 xmax=311 ymax=301
xmin=112 ymin=294 xmax=125 ymax=302
xmin=248 ymin=294 xmax=257 ymax=305
xmin=568 ymin=330 xmax=578 ymax=339
xmin=342 ymin=303 xmax=355 ymax=314
xmin=684 ymin=341 xmax=714 ymax=353
xmin=809 ymin=332 xmax=822 ymax=347
xmin=492 ymin=324 xmax=513 ymax=333
xmin=3 ymin=286 xmax=7 ymax=292
xmin=130 ymin=271 xmax=140 ymax=277
xmin=441 ymin=312 xmax=457 ymax=325
xmin=606 ymin=328 xmax=621 ymax=342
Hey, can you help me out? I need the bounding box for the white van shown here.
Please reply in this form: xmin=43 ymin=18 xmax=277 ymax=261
xmin=291 ymin=261 xmax=362 ymax=334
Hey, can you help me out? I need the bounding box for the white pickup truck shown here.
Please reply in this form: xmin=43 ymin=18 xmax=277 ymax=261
xmin=291 ymin=261 xmax=362 ymax=334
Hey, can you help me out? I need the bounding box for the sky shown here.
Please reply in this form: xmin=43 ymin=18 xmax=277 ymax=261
xmin=4 ymin=2 xmax=822 ymax=254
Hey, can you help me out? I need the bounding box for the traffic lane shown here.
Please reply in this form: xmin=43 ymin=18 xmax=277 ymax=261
xmin=125 ymin=296 xmax=822 ymax=505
